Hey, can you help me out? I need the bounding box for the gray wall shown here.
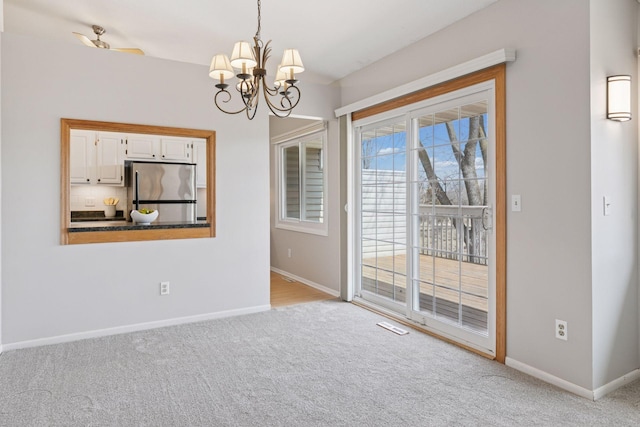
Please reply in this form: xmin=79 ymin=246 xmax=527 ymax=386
xmin=339 ymin=0 xmax=639 ymax=391
xmin=0 ymin=22 xmax=338 ymax=346
xmin=269 ymin=116 xmax=342 ymax=293
xmin=590 ymin=0 xmax=639 ymax=389
xmin=1 ymin=32 xmax=273 ymax=345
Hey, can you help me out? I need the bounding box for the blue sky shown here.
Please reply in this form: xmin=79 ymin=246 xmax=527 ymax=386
xmin=361 ymin=114 xmax=488 ymax=182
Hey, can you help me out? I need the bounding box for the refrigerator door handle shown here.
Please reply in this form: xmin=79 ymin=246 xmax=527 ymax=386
xmin=135 ymin=170 xmax=140 ymax=211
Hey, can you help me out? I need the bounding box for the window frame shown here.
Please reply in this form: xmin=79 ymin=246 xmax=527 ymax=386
xmin=61 ymin=118 xmax=216 ymax=245
xmin=274 ymin=125 xmax=328 ymax=236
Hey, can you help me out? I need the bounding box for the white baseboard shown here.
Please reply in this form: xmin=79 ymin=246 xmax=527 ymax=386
xmin=593 ymin=368 xmax=640 ymax=400
xmin=2 ymin=304 xmax=271 ymax=352
xmin=506 ymin=357 xmax=594 ymax=399
xmin=270 ymin=267 xmax=340 ymax=298
xmin=506 ymin=357 xmax=640 ymax=400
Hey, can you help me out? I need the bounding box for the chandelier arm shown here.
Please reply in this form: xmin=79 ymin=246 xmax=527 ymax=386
xmin=246 ymin=95 xmax=259 ymax=120
xmin=265 ymin=85 xmax=301 ymax=112
xmin=261 ymin=83 xmax=301 ymax=117
xmin=264 ymin=85 xmax=280 ymax=96
xmin=214 ymin=89 xmax=249 ymax=115
xmin=264 ymin=101 xmax=293 ymax=118
xmin=244 ymin=76 xmax=260 ymax=111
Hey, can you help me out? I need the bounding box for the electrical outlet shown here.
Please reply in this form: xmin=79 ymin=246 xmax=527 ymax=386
xmin=85 ymin=197 xmax=95 ymax=207
xmin=160 ymin=281 xmax=170 ymax=296
xmin=287 ymin=248 xmax=292 ymax=258
xmin=555 ymin=319 xmax=568 ymax=340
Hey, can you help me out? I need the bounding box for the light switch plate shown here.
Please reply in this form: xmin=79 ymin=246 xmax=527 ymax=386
xmin=511 ymin=195 xmax=521 ymax=212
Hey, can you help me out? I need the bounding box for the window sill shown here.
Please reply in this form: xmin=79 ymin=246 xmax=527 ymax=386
xmin=275 ymin=221 xmax=328 ymax=236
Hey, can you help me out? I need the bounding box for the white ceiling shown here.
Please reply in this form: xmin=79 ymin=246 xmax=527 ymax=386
xmin=4 ymin=0 xmax=498 ymax=84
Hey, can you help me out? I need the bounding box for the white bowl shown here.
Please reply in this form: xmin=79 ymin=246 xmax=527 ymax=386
xmin=131 ymin=209 xmax=158 ymax=225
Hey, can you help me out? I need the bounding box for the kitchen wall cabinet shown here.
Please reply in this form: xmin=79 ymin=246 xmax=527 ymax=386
xmin=124 ymin=135 xmax=193 ymax=162
xmin=70 ymin=130 xmax=93 ymax=184
xmin=160 ymin=138 xmax=192 ymax=162
xmin=70 ymin=130 xmax=124 ymax=185
xmin=96 ymin=132 xmax=124 ymax=184
xmin=125 ymin=135 xmax=159 ymax=160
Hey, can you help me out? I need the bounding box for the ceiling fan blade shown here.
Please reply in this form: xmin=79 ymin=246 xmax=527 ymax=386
xmin=72 ymin=32 xmax=97 ymax=48
xmin=112 ymin=48 xmax=145 ymax=56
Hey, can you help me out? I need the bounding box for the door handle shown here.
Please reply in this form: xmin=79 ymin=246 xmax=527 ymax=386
xmin=482 ymin=206 xmax=492 ymax=231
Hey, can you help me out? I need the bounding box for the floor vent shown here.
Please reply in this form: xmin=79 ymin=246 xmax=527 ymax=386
xmin=377 ymin=321 xmax=409 ymax=335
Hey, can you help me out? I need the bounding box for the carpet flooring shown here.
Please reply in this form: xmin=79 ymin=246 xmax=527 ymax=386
xmin=0 ymin=299 xmax=639 ymax=426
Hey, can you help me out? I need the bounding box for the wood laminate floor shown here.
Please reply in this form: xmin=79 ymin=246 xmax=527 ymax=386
xmin=270 ymin=271 xmax=335 ymax=308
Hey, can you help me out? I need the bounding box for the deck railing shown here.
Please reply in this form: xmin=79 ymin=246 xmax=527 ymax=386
xmin=418 ymin=205 xmax=488 ymax=265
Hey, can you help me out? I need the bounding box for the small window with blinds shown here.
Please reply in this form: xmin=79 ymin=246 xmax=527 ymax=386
xmin=275 ymin=127 xmax=327 ymax=235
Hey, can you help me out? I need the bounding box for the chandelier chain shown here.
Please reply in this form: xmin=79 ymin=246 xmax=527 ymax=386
xmin=255 ymin=0 xmax=262 ymax=40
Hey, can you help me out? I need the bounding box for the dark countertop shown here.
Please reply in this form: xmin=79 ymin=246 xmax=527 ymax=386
xmin=71 ymin=210 xmax=126 ymax=222
xmin=68 ymin=220 xmax=210 ymax=232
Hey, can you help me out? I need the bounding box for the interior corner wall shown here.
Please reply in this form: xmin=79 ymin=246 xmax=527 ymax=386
xmin=269 ymin=114 xmax=342 ymax=294
xmin=1 ymin=32 xmax=271 ymax=346
xmin=338 ymin=0 xmax=595 ymax=390
xmin=590 ymin=0 xmax=640 ymax=390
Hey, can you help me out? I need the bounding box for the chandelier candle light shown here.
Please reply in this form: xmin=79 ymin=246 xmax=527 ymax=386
xmin=209 ymin=0 xmax=304 ymax=120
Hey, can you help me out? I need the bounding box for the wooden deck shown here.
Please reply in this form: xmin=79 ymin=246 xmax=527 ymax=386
xmin=270 ymin=271 xmax=335 ymax=308
xmin=361 ymin=254 xmax=488 ymax=331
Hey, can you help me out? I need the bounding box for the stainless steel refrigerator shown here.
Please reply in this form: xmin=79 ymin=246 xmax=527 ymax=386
xmin=126 ymin=161 xmax=197 ymax=222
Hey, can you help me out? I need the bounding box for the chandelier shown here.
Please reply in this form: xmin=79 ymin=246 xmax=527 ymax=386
xmin=208 ymin=0 xmax=304 ymax=120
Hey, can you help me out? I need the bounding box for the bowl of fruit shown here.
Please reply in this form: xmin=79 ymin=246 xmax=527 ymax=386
xmin=131 ymin=208 xmax=158 ymax=225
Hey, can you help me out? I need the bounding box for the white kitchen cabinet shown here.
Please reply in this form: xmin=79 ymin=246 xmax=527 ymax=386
xmin=192 ymin=139 xmax=207 ymax=188
xmin=70 ymin=130 xmax=94 ymax=184
xmin=96 ymin=132 xmax=124 ymax=185
xmin=125 ymin=135 xmax=159 ymax=160
xmin=70 ymin=130 xmax=124 ymax=186
xmin=160 ymin=138 xmax=192 ymax=162
xmin=124 ymin=135 xmax=192 ymax=162
xmin=71 ymin=130 xmax=200 ymax=187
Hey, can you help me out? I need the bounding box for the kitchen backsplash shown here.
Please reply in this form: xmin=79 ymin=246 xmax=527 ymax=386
xmin=70 ymin=186 xmax=127 ymax=212
xmin=70 ymin=185 xmax=208 ymax=218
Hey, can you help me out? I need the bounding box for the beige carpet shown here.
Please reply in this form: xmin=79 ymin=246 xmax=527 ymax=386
xmin=0 ymin=299 xmax=638 ymax=426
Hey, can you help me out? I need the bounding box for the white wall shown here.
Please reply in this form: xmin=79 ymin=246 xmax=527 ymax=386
xmin=339 ymin=0 xmax=597 ymax=390
xmin=269 ymin=115 xmax=342 ymax=293
xmin=590 ymin=0 xmax=639 ymax=390
xmin=1 ymin=33 xmax=271 ymax=345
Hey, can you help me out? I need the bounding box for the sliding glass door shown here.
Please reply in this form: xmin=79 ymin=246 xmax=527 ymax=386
xmin=354 ymin=83 xmax=497 ymax=355
xmin=359 ymin=119 xmax=408 ymax=309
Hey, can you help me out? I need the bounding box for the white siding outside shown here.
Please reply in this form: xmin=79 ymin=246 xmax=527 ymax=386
xmin=361 ymin=169 xmax=406 ymax=258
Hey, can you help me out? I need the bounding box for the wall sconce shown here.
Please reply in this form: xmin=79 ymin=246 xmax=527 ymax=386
xmin=607 ymin=75 xmax=631 ymax=121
